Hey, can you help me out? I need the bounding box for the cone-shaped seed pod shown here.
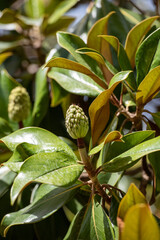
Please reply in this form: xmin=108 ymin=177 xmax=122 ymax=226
xmin=65 ymin=104 xmax=89 ymax=139
xmin=8 ymin=86 xmax=30 ymax=122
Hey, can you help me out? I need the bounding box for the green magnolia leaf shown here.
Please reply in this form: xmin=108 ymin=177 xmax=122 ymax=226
xmin=50 ymin=79 xmax=68 ymax=107
xmin=89 ymin=131 xmax=122 ymax=155
xmin=10 ymin=151 xmax=82 ymax=205
xmin=150 ymin=40 xmax=160 ymax=70
xmin=25 ymin=0 xmax=45 ymax=18
xmin=0 ymin=117 xmax=12 ymax=138
xmin=76 ymin=47 xmax=118 ymax=75
xmin=136 ymin=28 xmax=160 ymax=86
xmin=1 ymin=183 xmax=81 ymax=237
xmin=102 ymin=134 xmax=160 ymax=172
xmin=99 ymin=35 xmax=136 ymax=90
xmin=46 ymin=57 xmax=107 ymax=89
xmin=57 ymin=32 xmax=104 ymax=80
xmin=0 ymin=166 xmax=16 ymax=198
xmin=118 ymin=183 xmax=147 ymax=220
xmin=89 ymin=70 xmax=131 ymax=146
xmin=64 ymin=197 xmax=115 ymax=240
xmin=87 ymin=12 xmax=115 ymax=83
xmin=1 ymin=127 xmax=77 ymax=172
xmin=48 ymin=67 xmax=103 ymax=97
xmin=125 ymin=16 xmax=159 ymax=68
xmin=27 ymin=67 xmax=49 ymax=126
xmin=121 ymin=204 xmax=160 ymax=240
xmin=136 ymin=65 xmax=160 ymax=107
xmin=103 ymin=130 xmax=154 ymax=163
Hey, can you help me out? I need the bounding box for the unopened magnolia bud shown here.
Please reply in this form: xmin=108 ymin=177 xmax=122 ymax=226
xmin=8 ymin=86 xmax=30 ymax=122
xmin=65 ymin=104 xmax=89 ymax=139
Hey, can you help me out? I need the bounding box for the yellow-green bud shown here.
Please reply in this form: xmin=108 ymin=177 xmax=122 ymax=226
xmin=65 ymin=104 xmax=89 ymax=139
xmin=8 ymin=86 xmax=30 ymax=122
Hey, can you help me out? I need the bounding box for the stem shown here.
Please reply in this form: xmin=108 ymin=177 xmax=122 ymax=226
xmin=18 ymin=121 xmax=24 ymax=129
xmin=78 ymin=141 xmax=110 ymax=204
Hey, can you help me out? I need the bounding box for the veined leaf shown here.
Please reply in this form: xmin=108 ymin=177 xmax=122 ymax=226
xmin=136 ymin=65 xmax=160 ymax=107
xmin=64 ymin=197 xmax=114 ymax=240
xmin=102 ymin=135 xmax=160 ymax=172
xmin=10 ymin=151 xmax=82 ymax=205
xmin=99 ymin=35 xmax=136 ymax=90
xmin=45 ymin=57 xmax=107 ymax=89
xmin=103 ymin=130 xmax=154 ymax=163
xmin=76 ymin=47 xmax=118 ymax=75
xmin=89 ymin=71 xmax=131 ymax=146
xmin=1 ymin=183 xmax=81 ymax=237
xmin=48 ymin=67 xmax=103 ymax=97
xmin=57 ymin=32 xmax=104 ymax=80
xmin=121 ymin=204 xmax=160 ymax=240
xmin=136 ymin=28 xmax=160 ymax=86
xmin=125 ymin=16 xmax=159 ymax=68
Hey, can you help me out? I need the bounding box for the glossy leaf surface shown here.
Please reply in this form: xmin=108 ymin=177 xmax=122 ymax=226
xmin=48 ymin=67 xmax=103 ymax=97
xmin=89 ymin=71 xmax=131 ymax=146
xmin=64 ymin=197 xmax=114 ymax=240
xmin=1 ymin=183 xmax=80 ymax=237
xmin=136 ymin=28 xmax=160 ymax=86
xmin=46 ymin=57 xmax=106 ymax=89
xmin=125 ymin=16 xmax=159 ymax=68
xmin=11 ymin=151 xmax=82 ymax=204
xmin=136 ymin=65 xmax=160 ymax=107
xmin=102 ymin=135 xmax=160 ymax=172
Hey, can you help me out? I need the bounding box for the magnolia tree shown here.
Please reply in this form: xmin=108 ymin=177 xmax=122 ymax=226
xmin=1 ymin=0 xmax=160 ymax=239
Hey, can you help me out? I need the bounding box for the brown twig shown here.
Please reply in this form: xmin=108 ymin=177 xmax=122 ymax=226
xmin=127 ymin=0 xmax=145 ymax=15
xmin=18 ymin=121 xmax=24 ymax=129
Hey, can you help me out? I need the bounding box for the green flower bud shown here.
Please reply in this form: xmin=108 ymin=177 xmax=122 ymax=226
xmin=8 ymin=86 xmax=30 ymax=122
xmin=65 ymin=104 xmax=89 ymax=139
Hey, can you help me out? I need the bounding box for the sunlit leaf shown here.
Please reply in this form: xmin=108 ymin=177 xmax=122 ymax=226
xmin=45 ymin=57 xmax=107 ymax=89
xmin=76 ymin=47 xmax=118 ymax=75
xmin=121 ymin=204 xmax=160 ymax=240
xmin=102 ymin=135 xmax=160 ymax=172
xmin=136 ymin=65 xmax=160 ymax=107
xmin=10 ymin=151 xmax=82 ymax=205
xmin=48 ymin=67 xmax=103 ymax=97
xmin=87 ymin=12 xmax=115 ymax=83
xmin=125 ymin=16 xmax=159 ymax=68
xmin=89 ymin=131 xmax=122 ymax=155
xmin=0 ymin=166 xmax=16 ymax=198
xmin=117 ymin=183 xmax=147 ymax=220
xmin=57 ymin=32 xmax=104 ymax=80
xmin=136 ymin=28 xmax=160 ymax=86
xmin=89 ymin=71 xmax=131 ymax=146
xmin=99 ymin=35 xmax=136 ymax=90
